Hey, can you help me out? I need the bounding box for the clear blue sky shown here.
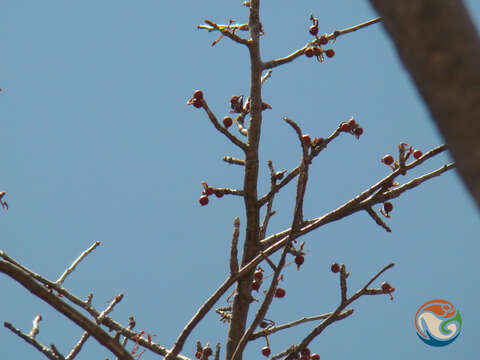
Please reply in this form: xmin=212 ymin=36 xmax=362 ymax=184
xmin=1 ymin=1 xmax=479 ymax=359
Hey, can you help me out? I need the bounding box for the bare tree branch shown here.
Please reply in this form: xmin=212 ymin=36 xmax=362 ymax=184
xmin=0 ymin=260 xmax=134 ymax=360
xmin=262 ymin=18 xmax=382 ymax=70
xmin=4 ymin=321 xmax=60 ymax=360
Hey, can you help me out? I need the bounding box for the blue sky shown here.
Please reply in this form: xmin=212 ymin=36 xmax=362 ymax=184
xmin=1 ymin=1 xmax=479 ymax=359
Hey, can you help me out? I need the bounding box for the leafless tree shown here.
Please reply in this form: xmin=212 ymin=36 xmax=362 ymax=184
xmin=1 ymin=2 xmax=460 ymax=360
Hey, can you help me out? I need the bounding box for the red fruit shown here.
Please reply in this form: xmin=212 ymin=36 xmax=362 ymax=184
xmin=275 ymin=288 xmax=286 ymax=298
xmin=319 ymin=35 xmax=328 ymax=45
xmin=193 ymin=90 xmax=203 ymax=100
xmin=214 ymin=191 xmax=224 ymax=198
xmin=252 ymin=280 xmax=261 ymax=291
xmin=203 ymin=347 xmax=213 ymax=357
xmin=311 ymin=354 xmax=320 ymax=360
xmin=305 ymin=47 xmax=314 ymax=58
xmin=309 ymin=25 xmax=319 ymax=36
xmin=340 ymin=122 xmax=351 ymax=132
xmin=261 ymin=347 xmax=271 ymax=357
xmin=193 ymin=98 xmax=203 ymax=108
xmin=413 ymin=149 xmax=423 ymax=159
xmin=223 ymin=116 xmax=233 ymax=128
xmin=204 ymin=187 xmax=214 ymax=196
xmin=331 ymin=263 xmax=340 ymax=273
xmin=302 ymin=134 xmax=311 ymax=146
xmin=195 ymin=351 xmax=202 ymax=359
xmin=295 ymin=255 xmax=305 ymax=270
xmin=300 ymin=348 xmax=310 ymax=357
xmin=347 ymin=118 xmax=356 ymax=129
xmin=381 ymin=281 xmax=392 ymax=293
xmin=199 ymin=195 xmax=209 ymax=206
xmin=383 ymin=202 xmax=393 ymax=213
xmin=353 ymin=127 xmax=363 ymax=136
xmin=325 ymin=49 xmax=335 ymax=58
xmin=382 ymin=155 xmax=394 ymax=166
xmin=254 ymin=270 xmax=263 ymax=281
xmin=313 ymin=47 xmax=322 ymax=56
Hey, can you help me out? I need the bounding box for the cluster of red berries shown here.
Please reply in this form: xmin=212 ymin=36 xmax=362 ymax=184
xmin=305 ymin=14 xmax=335 ymax=61
xmin=195 ymin=346 xmax=213 ymax=359
xmin=301 ymin=134 xmax=325 ymax=150
xmin=340 ymin=117 xmax=363 ymax=138
xmin=381 ymin=148 xmax=422 ymax=168
xmin=251 ymin=268 xmax=286 ymax=298
xmin=304 ymin=46 xmax=335 ymax=60
xmin=199 ymin=181 xmax=224 ymax=206
xmin=187 ymin=90 xmax=205 ymax=109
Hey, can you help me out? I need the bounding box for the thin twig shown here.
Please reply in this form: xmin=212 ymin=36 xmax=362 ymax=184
xmin=50 ymin=344 xmax=66 ymax=360
xmin=202 ymin=20 xmax=250 ymax=45
xmin=250 ymin=309 xmax=354 ymax=339
xmin=223 ymin=156 xmax=245 ymax=166
xmin=202 ymin=100 xmax=248 ymax=151
xmin=365 ymin=207 xmax=392 ymax=232
xmin=96 ymin=293 xmax=124 ymax=324
xmin=230 ymin=217 xmax=240 ymax=275
xmin=66 ymin=332 xmax=90 ymax=360
xmin=29 ymin=314 xmax=42 ymax=338
xmin=56 ymin=241 xmax=101 ymax=285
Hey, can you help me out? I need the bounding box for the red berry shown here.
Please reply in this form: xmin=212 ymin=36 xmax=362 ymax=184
xmin=413 ymin=149 xmax=423 ymax=159
xmin=305 ymin=47 xmax=314 ymax=58
xmin=295 ymin=255 xmax=305 ymax=270
xmin=275 ymin=288 xmax=286 ymax=298
xmin=214 ymin=191 xmax=224 ymax=198
xmin=383 ymin=202 xmax=393 ymax=213
xmin=381 ymin=281 xmax=392 ymax=293
xmin=382 ymin=155 xmax=394 ymax=166
xmin=340 ymin=122 xmax=351 ymax=132
xmin=193 ymin=90 xmax=203 ymax=100
xmin=254 ymin=270 xmax=263 ymax=281
xmin=353 ymin=127 xmax=363 ymax=136
xmin=199 ymin=195 xmax=209 ymax=206
xmin=203 ymin=347 xmax=213 ymax=357
xmin=347 ymin=118 xmax=356 ymax=129
xmin=193 ymin=98 xmax=203 ymax=108
xmin=261 ymin=347 xmax=271 ymax=357
xmin=309 ymin=25 xmax=319 ymax=36
xmin=195 ymin=351 xmax=202 ymax=359
xmin=325 ymin=49 xmax=335 ymax=58
xmin=223 ymin=116 xmax=233 ymax=128
xmin=319 ymin=35 xmax=328 ymax=45
xmin=313 ymin=47 xmax=322 ymax=56
xmin=252 ymin=280 xmax=261 ymax=291
xmin=302 ymin=134 xmax=311 ymax=146
xmin=311 ymin=354 xmax=320 ymax=360
xmin=300 ymin=348 xmax=310 ymax=357
xmin=331 ymin=263 xmax=340 ymax=273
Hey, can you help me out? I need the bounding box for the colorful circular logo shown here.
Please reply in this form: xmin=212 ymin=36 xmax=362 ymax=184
xmin=414 ymin=299 xmax=462 ymax=347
